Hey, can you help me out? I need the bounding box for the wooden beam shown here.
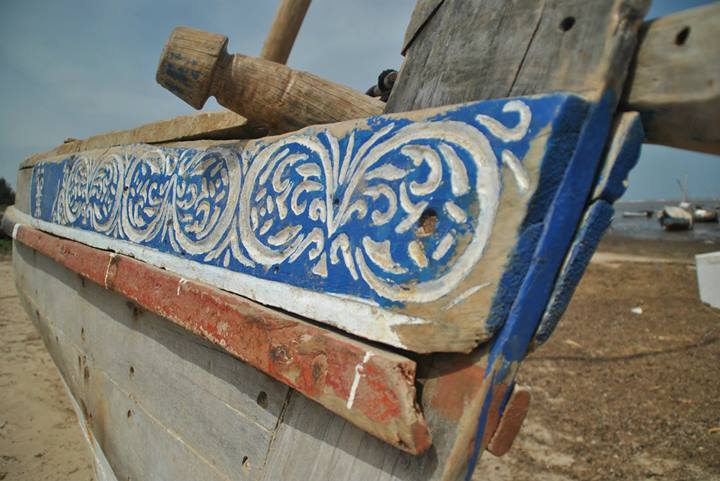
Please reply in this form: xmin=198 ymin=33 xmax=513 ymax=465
xmin=156 ymin=26 xmax=383 ymax=133
xmin=7 ymin=220 xmax=431 ymax=455
xmin=387 ymin=0 xmax=649 ymax=112
xmin=622 ymin=3 xmax=720 ymax=154
xmin=261 ymin=0 xmax=312 ymax=64
xmin=19 ymin=111 xmax=262 ymax=170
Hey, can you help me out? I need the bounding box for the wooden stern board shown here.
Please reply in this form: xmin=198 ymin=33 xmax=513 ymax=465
xmin=387 ymin=1 xmax=650 ymax=480
xmin=19 ymin=96 xmax=600 ymax=354
xmin=253 ymin=2 xmax=651 ymax=481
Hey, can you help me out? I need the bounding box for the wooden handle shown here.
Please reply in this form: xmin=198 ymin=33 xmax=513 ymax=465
xmin=156 ymin=26 xmax=383 ymax=133
xmin=261 ymin=0 xmax=312 ymax=64
xmin=156 ymin=27 xmax=229 ymax=110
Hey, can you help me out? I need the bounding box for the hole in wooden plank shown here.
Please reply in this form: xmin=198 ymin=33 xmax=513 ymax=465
xmin=559 ymin=16 xmax=575 ymax=32
xmin=80 ymin=327 xmax=85 ymax=341
xmin=675 ymin=26 xmax=690 ymax=46
xmin=127 ymin=409 xmax=133 ymax=419
xmin=242 ymin=456 xmax=250 ymax=470
xmin=256 ymin=391 xmax=268 ymax=408
xmin=418 ymin=208 xmax=438 ymax=237
xmin=129 ymin=365 xmax=135 ymax=377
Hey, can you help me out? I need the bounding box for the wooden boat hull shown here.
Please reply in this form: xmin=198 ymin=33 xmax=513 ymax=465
xmin=15 ymin=240 xmax=437 ymax=481
xmin=659 ymin=206 xmax=694 ymax=231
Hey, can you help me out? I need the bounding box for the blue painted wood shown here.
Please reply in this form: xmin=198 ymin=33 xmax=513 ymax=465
xmin=484 ymin=97 xmax=588 ymax=334
xmin=534 ymin=200 xmax=615 ymax=343
xmin=534 ymin=114 xmax=644 ymax=345
xmin=28 ymin=95 xmax=590 ymax=326
xmin=465 ymin=92 xmax=619 ymax=479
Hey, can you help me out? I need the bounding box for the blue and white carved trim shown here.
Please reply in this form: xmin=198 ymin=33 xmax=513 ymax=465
xmin=27 ymin=95 xmax=595 ymax=351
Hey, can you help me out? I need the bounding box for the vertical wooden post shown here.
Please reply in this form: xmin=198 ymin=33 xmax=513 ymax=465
xmin=261 ymin=0 xmax=312 ymax=64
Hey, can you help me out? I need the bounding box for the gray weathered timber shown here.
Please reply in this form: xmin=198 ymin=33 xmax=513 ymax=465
xmin=14 ymin=243 xmax=289 ymax=481
xmin=387 ymin=0 xmax=649 ymax=111
xmin=622 ymin=3 xmax=720 ymax=154
xmin=401 ymin=0 xmax=445 ymax=54
xmin=261 ymin=1 xmax=649 ymax=481
xmin=263 ymin=393 xmax=422 ymax=481
xmin=19 ymin=111 xmax=259 ymax=170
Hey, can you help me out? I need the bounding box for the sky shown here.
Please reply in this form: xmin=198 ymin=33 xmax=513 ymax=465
xmin=0 ymin=0 xmax=717 ymax=201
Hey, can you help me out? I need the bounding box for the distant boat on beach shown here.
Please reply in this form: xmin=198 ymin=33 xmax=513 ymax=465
xmin=693 ymin=206 xmax=719 ymax=223
xmin=659 ymin=206 xmax=694 ymax=231
xmin=623 ymin=210 xmax=653 ymax=218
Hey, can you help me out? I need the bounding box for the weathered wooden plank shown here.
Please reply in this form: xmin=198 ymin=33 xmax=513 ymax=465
xmin=14 ymin=243 xmax=278 ymax=481
xmin=9 ymin=223 xmax=430 ymax=454
xmin=401 ymin=0 xmax=445 ymax=55
xmin=590 ymin=112 xmax=645 ymax=204
xmin=19 ymin=111 xmax=261 ymax=170
xmin=263 ymin=392 xmax=418 ymax=481
xmin=261 ymin=0 xmax=312 ymax=64
xmin=388 ymin=0 xmax=648 ymax=111
xmin=622 ymin=3 xmax=720 ymax=154
xmin=20 ymin=96 xmax=598 ymax=354
xmin=156 ymin=27 xmax=384 ymax=133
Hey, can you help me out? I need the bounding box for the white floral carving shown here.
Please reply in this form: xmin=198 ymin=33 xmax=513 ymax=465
xmin=44 ymin=101 xmax=533 ymax=303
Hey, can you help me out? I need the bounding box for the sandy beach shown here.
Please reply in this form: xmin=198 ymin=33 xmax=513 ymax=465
xmin=0 ymin=251 xmax=94 ymax=481
xmin=1 ymin=236 xmax=718 ymax=481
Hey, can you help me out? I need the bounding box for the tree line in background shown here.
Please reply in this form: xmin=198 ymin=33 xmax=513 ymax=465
xmin=0 ymin=178 xmax=15 ymax=207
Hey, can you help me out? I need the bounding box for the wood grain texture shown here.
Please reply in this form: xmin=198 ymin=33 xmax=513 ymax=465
xmin=622 ymin=3 xmax=720 ymax=154
xmin=18 ymin=111 xmax=261 ymax=170
xmin=157 ymin=27 xmax=384 ymax=133
xmin=261 ymin=0 xmax=312 ymax=64
xmin=401 ymin=0 xmax=445 ymax=55
xmin=14 ymin=242 xmax=285 ymax=481
xmin=388 ymin=0 xmax=648 ymax=111
xmin=10 ymin=222 xmax=430 ymax=454
xmin=256 ymin=0 xmax=650 ymax=477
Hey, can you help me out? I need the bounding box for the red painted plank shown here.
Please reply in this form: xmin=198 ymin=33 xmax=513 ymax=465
xmin=14 ymin=225 xmax=432 ymax=454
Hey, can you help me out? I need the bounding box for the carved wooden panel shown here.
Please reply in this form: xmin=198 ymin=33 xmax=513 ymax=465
xmin=26 ymin=95 xmax=597 ymax=353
